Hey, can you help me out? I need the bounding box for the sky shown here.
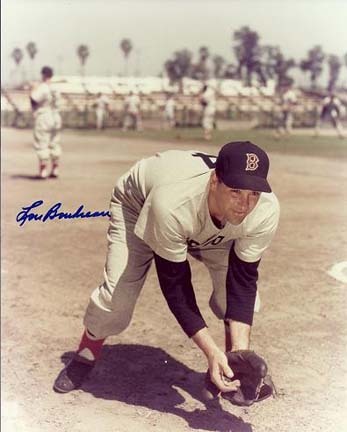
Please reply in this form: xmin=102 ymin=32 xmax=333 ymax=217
xmin=2 ymin=0 xmax=347 ymax=84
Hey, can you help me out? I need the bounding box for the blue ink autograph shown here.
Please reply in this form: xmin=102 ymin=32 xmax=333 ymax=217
xmin=16 ymin=200 xmax=111 ymax=227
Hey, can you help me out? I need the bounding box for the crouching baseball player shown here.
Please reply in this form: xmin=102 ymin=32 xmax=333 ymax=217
xmin=54 ymin=141 xmax=280 ymax=405
xmin=30 ymin=66 xmax=62 ymax=179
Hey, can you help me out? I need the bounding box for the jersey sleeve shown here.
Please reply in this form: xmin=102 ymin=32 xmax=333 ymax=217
xmin=234 ymin=196 xmax=280 ymax=263
xmin=30 ymin=85 xmax=46 ymax=104
xmin=154 ymin=254 xmax=207 ymax=337
xmin=225 ymin=245 xmax=260 ymax=325
xmin=134 ymin=189 xmax=188 ymax=262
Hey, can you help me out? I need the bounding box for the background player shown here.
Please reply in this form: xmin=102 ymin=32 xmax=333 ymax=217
xmin=53 ymin=141 xmax=280 ymax=397
xmin=162 ymin=92 xmax=176 ymax=129
xmin=315 ymin=92 xmax=346 ymax=138
xmin=122 ymin=90 xmax=142 ymax=131
xmin=30 ymin=66 xmax=62 ymax=179
xmin=199 ymin=84 xmax=217 ymax=141
xmin=275 ymin=84 xmax=298 ymax=138
xmin=94 ymin=92 xmax=110 ymax=130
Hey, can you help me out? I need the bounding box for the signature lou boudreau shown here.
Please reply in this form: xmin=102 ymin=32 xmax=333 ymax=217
xmin=16 ymin=200 xmax=111 ymax=227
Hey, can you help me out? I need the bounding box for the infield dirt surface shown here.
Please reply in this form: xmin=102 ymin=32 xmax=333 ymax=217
xmin=2 ymin=127 xmax=347 ymax=432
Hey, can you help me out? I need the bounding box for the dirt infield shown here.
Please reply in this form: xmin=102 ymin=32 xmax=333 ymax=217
xmin=1 ymin=128 xmax=347 ymax=432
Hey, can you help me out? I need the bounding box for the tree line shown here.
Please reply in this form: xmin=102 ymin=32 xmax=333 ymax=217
xmin=164 ymin=27 xmax=346 ymax=92
xmin=10 ymin=27 xmax=347 ymax=92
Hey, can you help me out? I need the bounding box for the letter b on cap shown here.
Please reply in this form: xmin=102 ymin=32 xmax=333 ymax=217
xmin=245 ymin=153 xmax=259 ymax=171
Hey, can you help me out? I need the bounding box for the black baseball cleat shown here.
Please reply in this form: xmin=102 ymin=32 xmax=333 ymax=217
xmin=53 ymin=354 xmax=95 ymax=393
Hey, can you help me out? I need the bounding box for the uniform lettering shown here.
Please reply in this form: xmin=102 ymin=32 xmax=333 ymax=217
xmin=187 ymin=235 xmax=225 ymax=248
xmin=210 ymin=235 xmax=224 ymax=245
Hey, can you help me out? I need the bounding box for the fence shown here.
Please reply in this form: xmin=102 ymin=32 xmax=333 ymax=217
xmin=1 ymin=88 xmax=343 ymax=130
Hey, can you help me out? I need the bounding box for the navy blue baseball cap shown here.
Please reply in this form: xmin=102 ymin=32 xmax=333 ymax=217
xmin=215 ymin=141 xmax=271 ymax=193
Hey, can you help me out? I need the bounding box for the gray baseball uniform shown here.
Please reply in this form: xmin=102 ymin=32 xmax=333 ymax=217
xmin=84 ymin=149 xmax=279 ymax=339
xmin=31 ymin=82 xmax=62 ymax=161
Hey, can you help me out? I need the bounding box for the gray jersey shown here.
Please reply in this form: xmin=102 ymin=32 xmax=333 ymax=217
xmin=113 ymin=149 xmax=279 ymax=263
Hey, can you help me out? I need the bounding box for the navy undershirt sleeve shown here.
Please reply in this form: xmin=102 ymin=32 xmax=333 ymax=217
xmin=225 ymin=245 xmax=260 ymax=325
xmin=154 ymin=253 xmax=207 ymax=337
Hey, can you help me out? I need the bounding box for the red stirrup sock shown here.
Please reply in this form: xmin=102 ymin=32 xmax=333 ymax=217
xmin=77 ymin=330 xmax=105 ymax=362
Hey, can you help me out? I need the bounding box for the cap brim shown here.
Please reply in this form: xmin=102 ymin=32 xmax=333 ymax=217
xmin=222 ymin=174 xmax=272 ymax=193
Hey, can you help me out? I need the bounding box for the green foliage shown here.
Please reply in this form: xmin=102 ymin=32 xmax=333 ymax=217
xmin=11 ymin=48 xmax=23 ymax=65
xmin=300 ymin=45 xmax=325 ymax=89
xmin=327 ymin=55 xmax=342 ymax=92
xmin=26 ymin=42 xmax=37 ymax=60
xmin=120 ymin=38 xmax=133 ymax=58
xmin=164 ymin=49 xmax=193 ymax=88
xmin=77 ymin=45 xmax=90 ymax=66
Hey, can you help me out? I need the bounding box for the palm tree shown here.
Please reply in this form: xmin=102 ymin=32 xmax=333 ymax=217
xmin=11 ymin=47 xmax=23 ymax=66
xmin=300 ymin=45 xmax=325 ymax=89
xmin=120 ymin=38 xmax=133 ymax=76
xmin=224 ymin=63 xmax=238 ymax=79
xmin=327 ymin=55 xmax=342 ymax=92
xmin=11 ymin=48 xmax=24 ymax=87
xmin=191 ymin=46 xmax=210 ymax=80
xmin=262 ymin=45 xmax=295 ymax=88
xmin=213 ymin=55 xmax=226 ymax=79
xmin=233 ymin=26 xmax=261 ymax=86
xmin=76 ymin=44 xmax=90 ymax=77
xmin=271 ymin=47 xmax=295 ymax=89
xmin=26 ymin=42 xmax=38 ymax=80
xmin=164 ymin=49 xmax=193 ymax=92
xmin=199 ymin=46 xmax=209 ymax=63
xmin=261 ymin=45 xmax=279 ymax=80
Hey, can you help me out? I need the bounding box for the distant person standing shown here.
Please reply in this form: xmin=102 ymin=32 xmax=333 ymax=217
xmin=275 ymin=85 xmax=297 ymax=138
xmin=200 ymin=84 xmax=217 ymax=141
xmin=315 ymin=93 xmax=345 ymax=138
xmin=163 ymin=93 xmax=176 ymax=129
xmin=30 ymin=66 xmax=62 ymax=179
xmin=94 ymin=93 xmax=110 ymax=130
xmin=122 ymin=91 xmax=142 ymax=131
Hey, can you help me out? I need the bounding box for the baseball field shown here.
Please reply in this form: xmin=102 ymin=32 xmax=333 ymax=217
xmin=1 ymin=126 xmax=347 ymax=432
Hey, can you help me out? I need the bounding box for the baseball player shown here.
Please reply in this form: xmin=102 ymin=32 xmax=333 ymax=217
xmin=122 ymin=91 xmax=142 ymax=131
xmin=315 ymin=93 xmax=345 ymax=138
xmin=94 ymin=93 xmax=110 ymax=130
xmin=30 ymin=66 xmax=62 ymax=179
xmin=200 ymin=84 xmax=217 ymax=141
xmin=275 ymin=85 xmax=298 ymax=138
xmin=54 ymin=141 xmax=280 ymax=399
xmin=162 ymin=93 xmax=176 ymax=129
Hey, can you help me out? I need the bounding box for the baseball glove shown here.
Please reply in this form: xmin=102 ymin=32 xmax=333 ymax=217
xmin=204 ymin=350 xmax=276 ymax=406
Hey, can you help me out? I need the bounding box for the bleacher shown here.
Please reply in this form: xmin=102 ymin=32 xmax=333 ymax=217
xmin=1 ymin=76 xmax=345 ymax=129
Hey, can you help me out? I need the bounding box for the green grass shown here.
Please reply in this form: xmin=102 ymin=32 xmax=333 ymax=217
xmin=70 ymin=127 xmax=347 ymax=160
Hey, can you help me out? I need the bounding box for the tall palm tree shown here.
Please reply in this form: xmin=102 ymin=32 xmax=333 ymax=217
xmin=77 ymin=44 xmax=90 ymax=77
xmin=26 ymin=42 xmax=38 ymax=80
xmin=11 ymin=47 xmax=23 ymax=66
xmin=120 ymin=38 xmax=133 ymax=76
xmin=233 ymin=26 xmax=261 ymax=86
xmin=192 ymin=46 xmax=210 ymax=80
xmin=300 ymin=45 xmax=325 ymax=89
xmin=11 ymin=48 xmax=24 ymax=86
xmin=213 ymin=55 xmax=225 ymax=79
xmin=261 ymin=45 xmax=279 ymax=80
xmin=327 ymin=55 xmax=342 ymax=92
xmin=165 ymin=49 xmax=193 ymax=92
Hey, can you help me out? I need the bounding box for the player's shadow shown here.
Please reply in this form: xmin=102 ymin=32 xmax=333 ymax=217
xmin=10 ymin=174 xmax=46 ymax=181
xmin=60 ymin=344 xmax=252 ymax=432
